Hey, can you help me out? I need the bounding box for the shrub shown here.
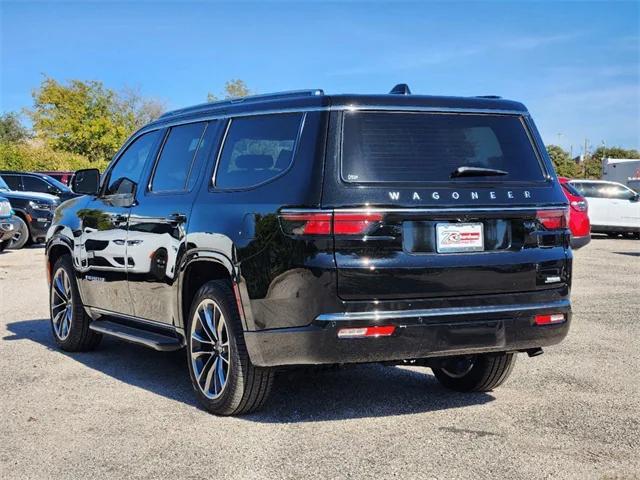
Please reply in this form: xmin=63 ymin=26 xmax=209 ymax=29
xmin=0 ymin=141 xmax=109 ymax=172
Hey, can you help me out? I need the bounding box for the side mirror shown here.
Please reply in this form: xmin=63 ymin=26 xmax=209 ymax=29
xmin=72 ymin=169 xmax=100 ymax=195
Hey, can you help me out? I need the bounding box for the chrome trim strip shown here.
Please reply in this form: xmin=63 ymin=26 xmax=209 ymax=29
xmin=315 ymin=299 xmax=570 ymax=322
xmin=88 ymin=307 xmax=177 ymax=331
xmin=335 ymin=105 xmax=526 ymax=115
xmin=281 ymin=205 xmax=567 ymax=215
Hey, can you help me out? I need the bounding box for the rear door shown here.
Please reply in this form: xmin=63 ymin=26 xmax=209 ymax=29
xmin=322 ymin=110 xmax=570 ymax=300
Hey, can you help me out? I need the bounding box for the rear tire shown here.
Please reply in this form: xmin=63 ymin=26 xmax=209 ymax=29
xmin=186 ymin=280 xmax=274 ymax=415
xmin=432 ymin=352 xmax=516 ymax=392
xmin=50 ymin=255 xmax=102 ymax=352
xmin=0 ymin=239 xmax=9 ymax=252
xmin=8 ymin=216 xmax=29 ymax=250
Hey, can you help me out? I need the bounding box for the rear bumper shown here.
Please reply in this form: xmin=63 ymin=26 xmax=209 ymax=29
xmin=570 ymin=234 xmax=590 ymax=249
xmin=244 ymin=299 xmax=571 ymax=367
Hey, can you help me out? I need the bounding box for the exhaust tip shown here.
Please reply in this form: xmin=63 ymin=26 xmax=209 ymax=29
xmin=527 ymin=347 xmax=544 ymax=357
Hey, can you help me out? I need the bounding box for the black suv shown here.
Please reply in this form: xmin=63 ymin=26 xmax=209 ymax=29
xmin=45 ymin=87 xmax=572 ymax=415
xmin=0 ymin=171 xmax=78 ymax=202
xmin=0 ymin=175 xmax=59 ymax=248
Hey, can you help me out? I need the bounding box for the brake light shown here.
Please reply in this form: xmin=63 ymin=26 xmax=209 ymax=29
xmin=279 ymin=212 xmax=332 ymax=235
xmin=570 ymin=200 xmax=588 ymax=212
xmin=536 ymin=209 xmax=568 ymax=230
xmin=534 ymin=313 xmax=566 ymax=325
xmin=333 ymin=212 xmax=383 ymax=235
xmin=280 ymin=210 xmax=384 ymax=236
xmin=337 ymin=325 xmax=396 ymax=338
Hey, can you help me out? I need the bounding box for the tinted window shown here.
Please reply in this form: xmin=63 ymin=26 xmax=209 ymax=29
xmin=342 ymin=112 xmax=544 ymax=183
xmin=106 ymin=130 xmax=161 ymax=195
xmin=601 ymin=184 xmax=636 ymax=200
xmin=151 ymin=122 xmax=207 ymax=192
xmin=1 ymin=175 xmax=21 ymax=191
xmin=215 ymin=113 xmax=302 ymax=189
xmin=23 ymin=176 xmax=51 ymax=193
xmin=561 ymin=182 xmax=582 ymax=197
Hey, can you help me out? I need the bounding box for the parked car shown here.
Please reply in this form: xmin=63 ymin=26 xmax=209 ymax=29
xmin=36 ymin=171 xmax=75 ymax=186
xmin=569 ymin=179 xmax=640 ymax=238
xmin=0 ymin=171 xmax=79 ymax=202
xmin=0 ymin=175 xmax=59 ymax=249
xmin=46 ymin=86 xmax=572 ymax=415
xmin=0 ymin=196 xmax=16 ymax=252
xmin=557 ymin=177 xmax=590 ymax=249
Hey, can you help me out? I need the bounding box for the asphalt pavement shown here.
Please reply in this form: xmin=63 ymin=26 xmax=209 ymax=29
xmin=1 ymin=237 xmax=639 ymax=479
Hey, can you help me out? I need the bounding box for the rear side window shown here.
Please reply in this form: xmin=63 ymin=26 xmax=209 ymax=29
xmin=150 ymin=122 xmax=207 ymax=192
xmin=214 ymin=113 xmax=303 ymax=190
xmin=571 ymin=183 xmax=601 ymax=198
xmin=341 ymin=112 xmax=545 ymax=183
xmin=561 ymin=182 xmax=582 ymax=197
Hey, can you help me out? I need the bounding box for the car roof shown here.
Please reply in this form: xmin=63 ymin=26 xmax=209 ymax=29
xmin=150 ymin=88 xmax=528 ymax=128
xmin=569 ymin=179 xmax=628 ymax=187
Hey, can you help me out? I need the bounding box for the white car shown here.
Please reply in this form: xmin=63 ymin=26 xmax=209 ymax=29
xmin=569 ymin=180 xmax=640 ymax=238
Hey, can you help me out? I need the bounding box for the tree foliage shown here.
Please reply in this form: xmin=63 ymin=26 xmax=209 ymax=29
xmin=546 ymin=144 xmax=578 ymax=177
xmin=0 ymin=112 xmax=30 ymax=143
xmin=28 ymin=77 xmax=164 ymax=163
xmin=207 ymin=79 xmax=252 ymax=102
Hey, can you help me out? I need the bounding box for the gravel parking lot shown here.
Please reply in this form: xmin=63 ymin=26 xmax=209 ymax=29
xmin=1 ymin=237 xmax=639 ymax=479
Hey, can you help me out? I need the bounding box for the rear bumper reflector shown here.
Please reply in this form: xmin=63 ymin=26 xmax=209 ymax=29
xmin=337 ymin=325 xmax=396 ymax=338
xmin=534 ymin=313 xmax=566 ymax=325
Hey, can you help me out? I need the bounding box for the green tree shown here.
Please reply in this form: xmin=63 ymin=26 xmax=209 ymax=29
xmin=0 ymin=112 xmax=30 ymax=143
xmin=207 ymin=79 xmax=252 ymax=102
xmin=546 ymin=144 xmax=578 ymax=178
xmin=28 ymin=77 xmax=164 ymax=163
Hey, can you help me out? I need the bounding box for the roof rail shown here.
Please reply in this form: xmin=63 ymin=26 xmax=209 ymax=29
xmin=159 ymin=89 xmax=324 ymax=119
xmin=475 ymin=95 xmax=502 ymax=99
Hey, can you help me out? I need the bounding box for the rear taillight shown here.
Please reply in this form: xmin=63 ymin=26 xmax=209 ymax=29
xmin=280 ymin=210 xmax=383 ymax=236
xmin=279 ymin=212 xmax=332 ymax=235
xmin=536 ymin=209 xmax=569 ymax=230
xmin=333 ymin=212 xmax=383 ymax=235
xmin=570 ymin=200 xmax=588 ymax=212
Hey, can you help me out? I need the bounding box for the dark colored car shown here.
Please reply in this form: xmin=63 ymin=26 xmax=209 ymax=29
xmin=0 ymin=196 xmax=16 ymax=252
xmin=0 ymin=171 xmax=79 ymax=202
xmin=36 ymin=171 xmax=75 ymax=186
xmin=0 ymin=175 xmax=59 ymax=248
xmin=558 ymin=177 xmax=591 ymax=249
xmin=45 ymin=87 xmax=572 ymax=415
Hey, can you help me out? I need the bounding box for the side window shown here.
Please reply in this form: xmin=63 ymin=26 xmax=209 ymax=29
xmin=2 ymin=175 xmax=22 ymax=191
xmin=572 ymin=183 xmax=598 ymax=198
xmin=150 ymin=122 xmax=207 ymax=192
xmin=602 ymin=185 xmax=636 ymax=200
xmin=22 ymin=176 xmax=49 ymax=194
xmin=214 ymin=113 xmax=303 ymax=190
xmin=105 ymin=130 xmax=161 ymax=195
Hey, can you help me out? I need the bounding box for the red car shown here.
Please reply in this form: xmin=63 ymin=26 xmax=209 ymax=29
xmin=558 ymin=177 xmax=590 ymax=249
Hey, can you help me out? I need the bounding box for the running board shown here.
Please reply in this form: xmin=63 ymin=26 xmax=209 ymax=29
xmin=89 ymin=320 xmax=184 ymax=351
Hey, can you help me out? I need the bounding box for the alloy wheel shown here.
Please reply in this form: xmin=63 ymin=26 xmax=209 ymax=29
xmin=190 ymin=299 xmax=230 ymax=399
xmin=51 ymin=268 xmax=73 ymax=340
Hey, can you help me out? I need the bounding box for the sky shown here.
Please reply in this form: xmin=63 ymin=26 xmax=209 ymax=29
xmin=1 ymin=0 xmax=639 ymax=153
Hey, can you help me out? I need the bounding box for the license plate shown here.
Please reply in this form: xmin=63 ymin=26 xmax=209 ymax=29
xmin=436 ymin=223 xmax=484 ymax=253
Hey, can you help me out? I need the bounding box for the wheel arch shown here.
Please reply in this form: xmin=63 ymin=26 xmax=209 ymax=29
xmin=178 ymin=251 xmax=252 ymax=331
xmin=46 ymin=234 xmax=74 ymax=284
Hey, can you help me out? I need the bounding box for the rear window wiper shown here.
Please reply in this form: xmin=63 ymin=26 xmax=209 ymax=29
xmin=451 ymin=166 xmax=509 ymax=178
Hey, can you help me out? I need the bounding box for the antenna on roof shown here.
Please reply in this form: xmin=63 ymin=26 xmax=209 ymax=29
xmin=389 ymin=83 xmax=412 ymax=95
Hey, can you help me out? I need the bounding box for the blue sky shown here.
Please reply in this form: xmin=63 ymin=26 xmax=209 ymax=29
xmin=1 ymin=1 xmax=639 ymax=153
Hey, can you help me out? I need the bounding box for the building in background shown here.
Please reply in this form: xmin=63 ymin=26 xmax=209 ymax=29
xmin=601 ymin=158 xmax=640 ymax=191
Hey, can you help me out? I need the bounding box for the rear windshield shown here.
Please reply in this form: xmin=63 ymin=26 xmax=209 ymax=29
xmin=341 ymin=112 xmax=545 ymax=183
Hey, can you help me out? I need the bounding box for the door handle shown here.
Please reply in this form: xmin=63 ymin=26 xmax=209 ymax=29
xmin=167 ymin=213 xmax=187 ymax=224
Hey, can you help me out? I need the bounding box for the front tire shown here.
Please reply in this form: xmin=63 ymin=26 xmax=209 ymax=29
xmin=186 ymin=280 xmax=273 ymax=415
xmin=8 ymin=216 xmax=29 ymax=250
xmin=0 ymin=239 xmax=9 ymax=252
xmin=50 ymin=256 xmax=102 ymax=351
xmin=432 ymin=353 xmax=516 ymax=392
